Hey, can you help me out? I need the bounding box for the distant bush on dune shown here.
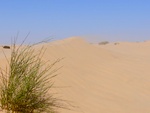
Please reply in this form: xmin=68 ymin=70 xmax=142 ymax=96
xmin=98 ymin=41 xmax=109 ymax=45
xmin=114 ymin=42 xmax=119 ymax=45
xmin=3 ymin=46 xmax=10 ymax=49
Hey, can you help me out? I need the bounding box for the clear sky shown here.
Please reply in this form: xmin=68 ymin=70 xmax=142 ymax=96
xmin=0 ymin=0 xmax=150 ymax=44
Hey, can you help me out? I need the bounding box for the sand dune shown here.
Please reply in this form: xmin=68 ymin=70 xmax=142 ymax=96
xmin=0 ymin=37 xmax=150 ymax=113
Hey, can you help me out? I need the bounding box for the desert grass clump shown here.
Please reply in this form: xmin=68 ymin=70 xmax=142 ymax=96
xmin=0 ymin=42 xmax=63 ymax=113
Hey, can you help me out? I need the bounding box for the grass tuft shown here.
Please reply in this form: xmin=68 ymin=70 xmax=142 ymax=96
xmin=0 ymin=41 xmax=64 ymax=113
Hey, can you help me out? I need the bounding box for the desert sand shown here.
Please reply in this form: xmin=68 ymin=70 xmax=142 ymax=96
xmin=0 ymin=37 xmax=150 ymax=113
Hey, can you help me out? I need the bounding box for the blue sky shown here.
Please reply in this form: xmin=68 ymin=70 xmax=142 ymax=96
xmin=0 ymin=0 xmax=150 ymax=44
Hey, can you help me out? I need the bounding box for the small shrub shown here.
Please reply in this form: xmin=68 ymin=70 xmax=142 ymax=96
xmin=98 ymin=41 xmax=109 ymax=45
xmin=3 ymin=46 xmax=10 ymax=49
xmin=0 ymin=41 xmax=64 ymax=113
xmin=114 ymin=42 xmax=119 ymax=45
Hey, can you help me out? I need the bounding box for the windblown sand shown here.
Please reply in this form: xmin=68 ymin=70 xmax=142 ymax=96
xmin=0 ymin=37 xmax=150 ymax=113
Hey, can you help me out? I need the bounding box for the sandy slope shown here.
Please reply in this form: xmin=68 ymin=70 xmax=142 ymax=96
xmin=0 ymin=37 xmax=150 ymax=113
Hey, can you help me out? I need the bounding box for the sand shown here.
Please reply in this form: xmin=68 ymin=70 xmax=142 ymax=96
xmin=0 ymin=37 xmax=150 ymax=113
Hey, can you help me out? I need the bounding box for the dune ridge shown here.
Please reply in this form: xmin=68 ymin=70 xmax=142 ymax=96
xmin=0 ymin=37 xmax=150 ymax=113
